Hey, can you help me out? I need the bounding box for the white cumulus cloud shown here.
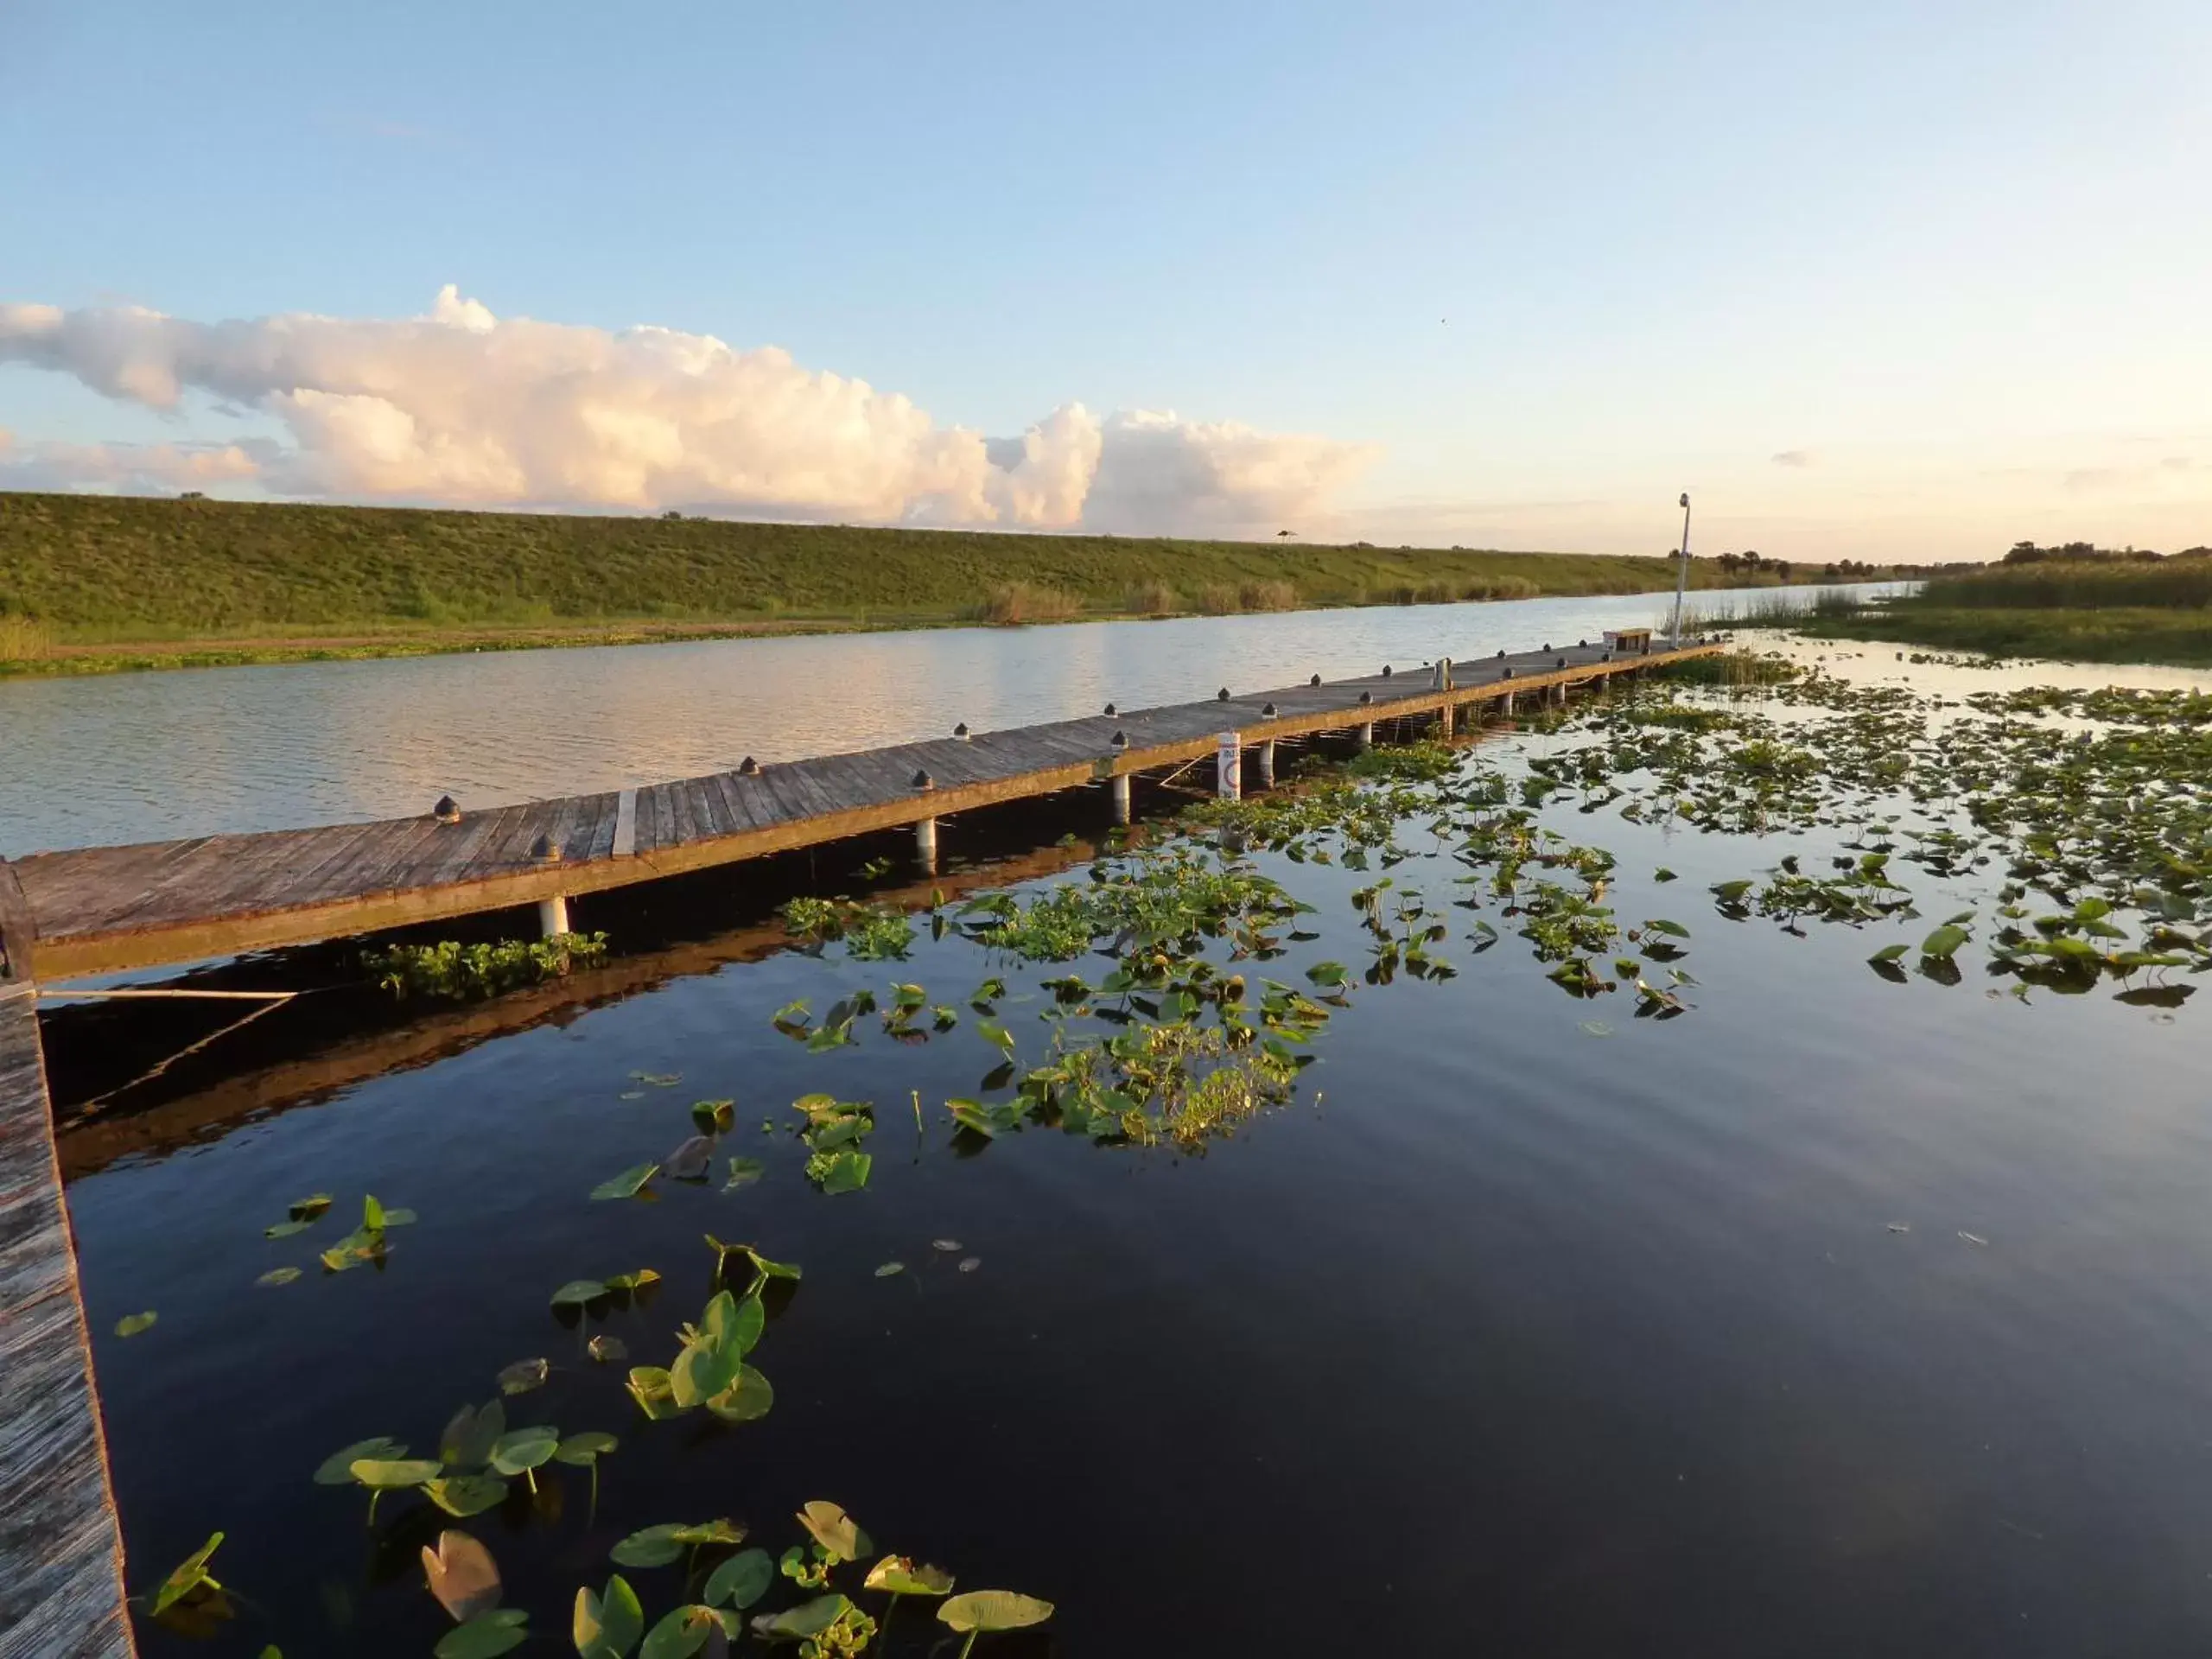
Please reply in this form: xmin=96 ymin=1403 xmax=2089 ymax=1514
xmin=0 ymin=288 xmax=1376 ymax=535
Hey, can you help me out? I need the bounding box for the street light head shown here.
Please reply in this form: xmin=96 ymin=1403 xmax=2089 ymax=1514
xmin=1679 ymin=493 xmax=1690 ymax=510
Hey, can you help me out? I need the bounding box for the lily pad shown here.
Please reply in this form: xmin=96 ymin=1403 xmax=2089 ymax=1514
xmin=751 ymin=1595 xmax=854 ymax=1641
xmin=315 ymin=1436 xmax=405 ymax=1484
xmin=874 ymin=1262 xmax=906 ymax=1278
xmin=351 ymin=1457 xmax=443 ymax=1489
xmin=495 ymin=1357 xmax=549 ymax=1396
xmin=610 ymin=1523 xmax=688 ymax=1569
xmin=864 ymin=1555 xmax=955 ymax=1597
xmin=487 ymin=1427 xmax=559 ymax=1476
xmin=590 ymin=1163 xmax=661 ymax=1202
xmin=150 ymin=1531 xmax=226 ymax=1615
xmin=423 ymin=1476 xmax=510 ymax=1518
xmin=574 ymin=1574 xmax=646 ymax=1659
xmin=702 ymin=1548 xmax=775 ymax=1611
xmin=938 ymin=1591 xmax=1055 ymax=1634
xmin=796 ymin=1501 xmax=868 ymax=1563
xmin=432 ymin=1610 xmax=528 ymax=1658
xmin=114 ymin=1311 xmax=157 ymax=1338
xmin=422 ymin=1529 xmax=502 ymax=1622
xmin=722 ymin=1157 xmax=766 ymax=1191
xmin=256 ymin=1267 xmax=302 ymax=1287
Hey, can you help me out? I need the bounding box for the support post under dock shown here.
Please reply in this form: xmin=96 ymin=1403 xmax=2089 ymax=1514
xmin=537 ymin=894 xmax=570 ymax=938
xmin=0 ymin=949 xmax=137 ymax=1656
xmin=1355 ymin=722 xmax=1375 ymax=749
xmin=1109 ymin=774 xmax=1131 ymax=826
xmin=1216 ymin=732 xmax=1242 ymax=801
xmin=1255 ymin=739 xmax=1276 ymax=787
xmin=914 ymin=816 xmax=939 ymax=872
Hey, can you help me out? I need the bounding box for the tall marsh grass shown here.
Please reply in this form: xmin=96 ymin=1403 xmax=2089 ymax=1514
xmin=0 ymin=615 xmax=53 ymax=660
xmin=975 ymin=582 xmax=1083 ymax=625
xmin=1919 ymin=558 xmax=2212 ymax=611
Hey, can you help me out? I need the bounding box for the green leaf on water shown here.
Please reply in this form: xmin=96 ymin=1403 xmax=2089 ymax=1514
xmin=361 ymin=1193 xmax=386 ymax=1232
xmin=315 ymin=1436 xmax=404 ymax=1484
xmin=976 ymin=1020 xmax=1015 ymax=1052
xmin=722 ymin=1156 xmax=766 ymax=1191
xmin=289 ymin=1193 xmax=332 ymax=1221
xmin=1644 ymin=918 xmax=1691 ymax=938
xmin=487 ymin=1427 xmax=559 ymax=1476
xmin=495 ymin=1357 xmax=549 ymax=1395
xmin=1867 ymin=943 xmax=1910 ymax=963
xmin=590 ymin=1163 xmax=660 ymax=1202
xmin=610 ymin=1523 xmax=687 ymax=1569
xmin=948 ymin=1100 xmax=999 ymax=1140
xmin=1654 ymin=868 xmax=1678 ymax=882
xmin=114 ymin=1311 xmax=157 ymax=1338
xmin=432 ymin=1610 xmax=528 ymax=1659
xmin=574 ymin=1574 xmax=646 ymax=1659
xmin=864 ymin=1555 xmax=956 ymax=1597
xmin=874 ymin=1261 xmax=906 ymax=1277
xmin=555 ymin=1431 xmax=619 ymax=1466
xmin=703 ymin=1364 xmax=775 ymax=1423
xmin=550 ymin=1280 xmax=609 ymax=1307
xmin=350 ymin=1457 xmax=443 ymax=1489
xmin=264 ymin=1219 xmax=315 ymax=1238
xmin=1304 ymin=961 xmax=1351 ymax=987
xmin=1920 ymin=924 xmax=1971 ymax=960
xmin=639 ymin=1605 xmax=724 ymax=1659
xmin=256 ymin=1267 xmax=302 ymax=1287
xmin=423 ymin=1476 xmax=510 ymax=1518
xmin=815 ymin=1149 xmax=872 ymax=1194
xmin=625 ymin=1367 xmax=680 ymax=1421
xmin=938 ymin=1591 xmax=1055 ymax=1634
xmin=670 ymin=1334 xmax=744 ymax=1408
xmin=150 ymin=1531 xmax=225 ymax=1614
xmin=751 ymin=1596 xmax=854 ymax=1641
xmin=440 ymin=1399 xmax=505 ymax=1468
xmin=703 ymin=1548 xmax=776 ymax=1610
xmin=1712 ymin=880 xmax=1754 ymax=903
xmin=690 ymin=1098 xmax=735 ymax=1133
xmin=796 ymin=1501 xmax=869 ymax=1563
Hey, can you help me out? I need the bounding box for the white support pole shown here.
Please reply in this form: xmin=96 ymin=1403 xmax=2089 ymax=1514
xmin=1552 ymin=681 xmax=1568 ymax=708
xmin=537 ymin=893 xmax=570 ymax=938
xmin=1110 ymin=772 xmax=1132 ymax=825
xmin=1356 ymin=722 xmax=1375 ymax=749
xmin=914 ymin=816 xmax=938 ymax=871
xmin=1255 ymin=738 xmax=1276 ymax=787
xmin=1439 ymin=701 xmax=1454 ymax=739
xmin=1216 ymin=731 xmax=1242 ymax=800
xmin=1501 ymin=690 xmax=1515 ymax=717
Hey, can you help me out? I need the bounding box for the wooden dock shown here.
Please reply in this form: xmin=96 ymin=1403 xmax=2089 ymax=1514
xmin=0 ymin=979 xmax=135 ymax=1656
xmin=8 ymin=637 xmax=1713 ymax=983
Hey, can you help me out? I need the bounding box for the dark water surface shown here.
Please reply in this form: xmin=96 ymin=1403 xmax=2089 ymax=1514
xmin=0 ymin=586 xmax=1902 ymax=855
xmin=51 ymin=643 xmax=2212 ymax=1656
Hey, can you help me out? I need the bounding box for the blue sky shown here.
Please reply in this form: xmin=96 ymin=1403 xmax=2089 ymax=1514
xmin=3 ymin=0 xmax=2207 ymax=560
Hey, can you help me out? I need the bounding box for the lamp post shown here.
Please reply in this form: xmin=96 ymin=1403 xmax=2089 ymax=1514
xmin=1669 ymin=492 xmax=1692 ymax=643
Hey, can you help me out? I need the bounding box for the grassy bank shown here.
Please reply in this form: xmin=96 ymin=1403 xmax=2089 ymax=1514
xmin=0 ymin=491 xmax=1918 ymax=676
xmin=1750 ymin=557 xmax=2212 ymax=668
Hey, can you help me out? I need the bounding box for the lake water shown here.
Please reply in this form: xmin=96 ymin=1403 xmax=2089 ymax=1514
xmin=41 ymin=608 xmax=2212 ymax=1657
xmin=0 ymin=587 xmax=1894 ymax=855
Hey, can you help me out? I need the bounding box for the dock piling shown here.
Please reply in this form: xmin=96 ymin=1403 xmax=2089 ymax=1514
xmin=537 ymin=894 xmax=570 ymax=938
xmin=1216 ymin=732 xmax=1242 ymax=801
xmin=1109 ymin=774 xmax=1132 ymax=826
xmin=1255 ymin=738 xmax=1276 ymax=787
xmin=914 ymin=816 xmax=939 ymax=872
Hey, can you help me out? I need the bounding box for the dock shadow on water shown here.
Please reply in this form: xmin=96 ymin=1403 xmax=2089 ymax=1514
xmin=59 ymin=656 xmax=2212 ymax=1656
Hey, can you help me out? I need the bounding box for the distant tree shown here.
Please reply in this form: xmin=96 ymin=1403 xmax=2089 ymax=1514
xmin=179 ymin=490 xmax=206 ymax=500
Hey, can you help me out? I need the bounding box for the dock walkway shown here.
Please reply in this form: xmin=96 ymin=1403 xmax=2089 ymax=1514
xmin=10 ymin=636 xmax=1716 ymax=982
xmin=0 ymin=976 xmax=134 ymax=1657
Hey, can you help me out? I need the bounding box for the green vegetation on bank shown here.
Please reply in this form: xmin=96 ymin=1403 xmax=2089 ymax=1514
xmin=1767 ymin=547 xmax=2212 ymax=667
xmin=0 ymin=490 xmax=1920 ymax=675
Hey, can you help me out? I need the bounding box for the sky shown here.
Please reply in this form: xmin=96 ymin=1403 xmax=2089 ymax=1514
xmin=2 ymin=0 xmax=2207 ymax=563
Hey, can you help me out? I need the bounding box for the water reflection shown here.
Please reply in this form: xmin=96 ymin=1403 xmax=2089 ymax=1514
xmin=1 ymin=587 xmax=1880 ymax=855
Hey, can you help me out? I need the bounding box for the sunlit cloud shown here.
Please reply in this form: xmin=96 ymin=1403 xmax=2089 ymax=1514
xmin=0 ymin=288 xmax=1377 ymax=537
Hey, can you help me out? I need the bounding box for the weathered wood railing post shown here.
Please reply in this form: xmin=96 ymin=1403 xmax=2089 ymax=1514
xmin=0 ymin=856 xmax=137 ymax=1657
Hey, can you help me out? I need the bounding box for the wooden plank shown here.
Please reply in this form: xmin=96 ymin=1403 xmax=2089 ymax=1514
xmin=612 ymin=788 xmax=639 ymax=858
xmin=0 ymin=988 xmax=136 ymax=1658
xmin=0 ymin=861 xmax=36 ymax=985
